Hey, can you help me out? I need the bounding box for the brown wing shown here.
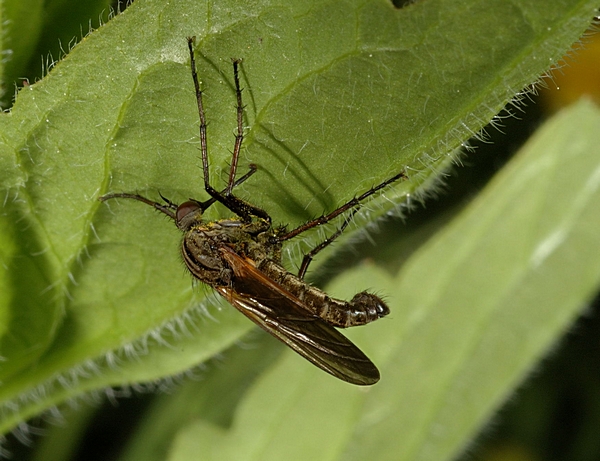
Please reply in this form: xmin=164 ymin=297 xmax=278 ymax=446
xmin=216 ymin=246 xmax=380 ymax=385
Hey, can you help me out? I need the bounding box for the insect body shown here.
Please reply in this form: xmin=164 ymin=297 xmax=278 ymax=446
xmin=100 ymin=37 xmax=407 ymax=385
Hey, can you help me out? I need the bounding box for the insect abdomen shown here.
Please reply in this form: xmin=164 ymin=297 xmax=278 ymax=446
xmin=259 ymin=260 xmax=389 ymax=328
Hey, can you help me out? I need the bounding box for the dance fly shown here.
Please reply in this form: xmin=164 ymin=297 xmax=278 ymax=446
xmin=100 ymin=37 xmax=407 ymax=385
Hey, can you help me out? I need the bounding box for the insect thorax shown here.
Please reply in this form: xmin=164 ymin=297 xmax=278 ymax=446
xmin=181 ymin=217 xmax=281 ymax=286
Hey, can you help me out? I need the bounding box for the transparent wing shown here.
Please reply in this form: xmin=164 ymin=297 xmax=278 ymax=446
xmin=216 ymin=246 xmax=380 ymax=385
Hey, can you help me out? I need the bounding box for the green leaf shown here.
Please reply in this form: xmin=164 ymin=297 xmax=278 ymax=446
xmin=138 ymin=99 xmax=600 ymax=461
xmin=0 ymin=0 xmax=596 ymax=438
xmin=0 ymin=0 xmax=113 ymax=106
xmin=0 ymin=0 xmax=44 ymax=101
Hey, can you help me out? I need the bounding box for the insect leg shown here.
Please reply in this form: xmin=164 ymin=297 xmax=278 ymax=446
xmin=296 ymin=209 xmax=359 ymax=279
xmin=278 ymin=170 xmax=408 ymax=242
xmin=99 ymin=193 xmax=176 ymax=220
xmin=187 ymin=37 xmax=270 ymax=223
xmin=186 ymin=37 xmax=213 ymax=199
xmin=194 ymin=163 xmax=257 ymax=211
xmin=225 ymin=59 xmax=244 ymax=196
xmin=99 ymin=163 xmax=258 ymax=219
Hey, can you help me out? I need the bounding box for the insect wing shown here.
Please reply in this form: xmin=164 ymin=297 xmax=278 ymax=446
xmin=217 ymin=247 xmax=380 ymax=385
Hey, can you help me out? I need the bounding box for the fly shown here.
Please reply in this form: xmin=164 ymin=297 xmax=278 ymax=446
xmin=99 ymin=37 xmax=407 ymax=385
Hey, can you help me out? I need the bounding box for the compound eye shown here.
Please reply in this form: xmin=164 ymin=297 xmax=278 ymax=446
xmin=176 ymin=201 xmax=202 ymax=230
